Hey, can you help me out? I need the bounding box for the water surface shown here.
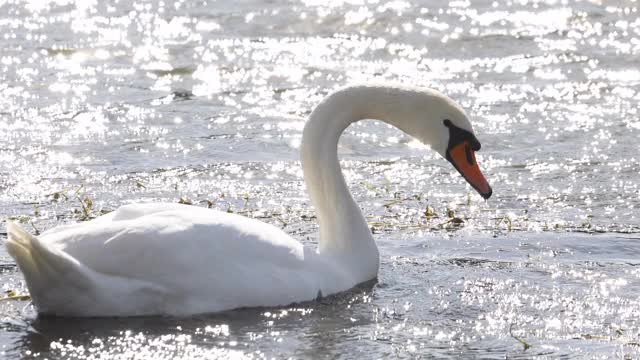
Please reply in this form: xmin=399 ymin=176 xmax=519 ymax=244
xmin=1 ymin=0 xmax=640 ymax=358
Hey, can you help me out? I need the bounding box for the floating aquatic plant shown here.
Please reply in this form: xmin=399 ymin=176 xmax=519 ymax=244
xmin=509 ymin=323 xmax=531 ymax=351
xmin=0 ymin=290 xmax=31 ymax=302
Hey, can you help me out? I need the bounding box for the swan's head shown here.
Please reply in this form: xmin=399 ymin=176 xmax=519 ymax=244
xmin=305 ymin=84 xmax=492 ymax=199
xmin=397 ymin=88 xmax=492 ymax=199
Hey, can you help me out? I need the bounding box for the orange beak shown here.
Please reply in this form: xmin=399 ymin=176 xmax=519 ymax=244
xmin=446 ymin=142 xmax=492 ymax=199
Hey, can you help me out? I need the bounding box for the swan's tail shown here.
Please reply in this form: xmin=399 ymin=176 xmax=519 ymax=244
xmin=6 ymin=221 xmax=42 ymax=279
xmin=5 ymin=221 xmax=90 ymax=312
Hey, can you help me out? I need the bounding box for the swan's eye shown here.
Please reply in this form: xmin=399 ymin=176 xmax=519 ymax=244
xmin=444 ymin=119 xmax=480 ymax=151
xmin=470 ymin=137 xmax=481 ymax=151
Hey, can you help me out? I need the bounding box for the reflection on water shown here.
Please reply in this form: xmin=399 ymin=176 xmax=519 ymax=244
xmin=1 ymin=0 xmax=640 ymax=358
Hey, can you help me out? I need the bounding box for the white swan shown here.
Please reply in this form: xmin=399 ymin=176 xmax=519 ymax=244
xmin=6 ymin=85 xmax=492 ymax=317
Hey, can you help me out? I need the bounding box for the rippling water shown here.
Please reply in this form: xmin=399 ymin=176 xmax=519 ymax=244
xmin=1 ymin=0 xmax=640 ymax=358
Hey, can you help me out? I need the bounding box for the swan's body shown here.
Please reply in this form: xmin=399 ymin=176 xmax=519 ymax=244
xmin=7 ymin=204 xmax=345 ymax=316
xmin=6 ymin=84 xmax=492 ymax=317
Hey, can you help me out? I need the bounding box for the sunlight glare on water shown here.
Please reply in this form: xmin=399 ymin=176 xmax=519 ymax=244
xmin=1 ymin=0 xmax=640 ymax=358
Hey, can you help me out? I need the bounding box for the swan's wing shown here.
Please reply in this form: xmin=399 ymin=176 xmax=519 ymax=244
xmin=43 ymin=203 xmax=304 ymax=270
xmin=40 ymin=203 xmax=314 ymax=290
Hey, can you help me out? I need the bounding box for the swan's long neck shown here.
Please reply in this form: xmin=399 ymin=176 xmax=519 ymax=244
xmin=301 ymin=86 xmax=433 ymax=280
